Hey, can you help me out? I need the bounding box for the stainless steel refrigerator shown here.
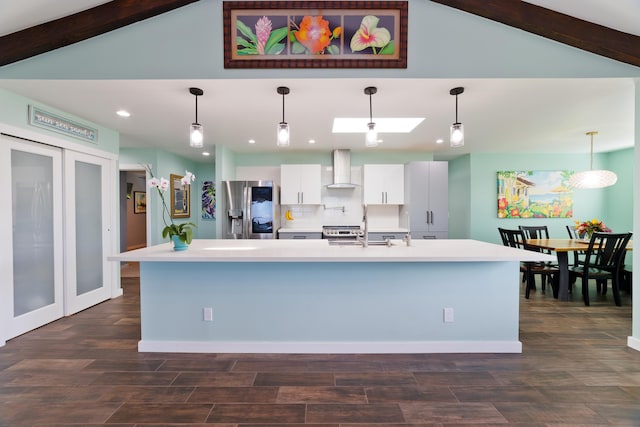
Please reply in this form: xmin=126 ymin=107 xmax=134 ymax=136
xmin=220 ymin=180 xmax=279 ymax=239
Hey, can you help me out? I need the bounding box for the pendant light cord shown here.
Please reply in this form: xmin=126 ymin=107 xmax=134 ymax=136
xmin=369 ymin=93 xmax=373 ymax=122
xmin=282 ymin=92 xmax=285 ymax=123
xmin=194 ymin=95 xmax=199 ymax=124
xmin=589 ymin=132 xmax=594 ymax=170
xmin=455 ymin=94 xmax=459 ymax=123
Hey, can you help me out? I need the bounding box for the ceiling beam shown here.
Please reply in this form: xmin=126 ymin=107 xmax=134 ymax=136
xmin=430 ymin=0 xmax=640 ymax=68
xmin=0 ymin=0 xmax=200 ymax=67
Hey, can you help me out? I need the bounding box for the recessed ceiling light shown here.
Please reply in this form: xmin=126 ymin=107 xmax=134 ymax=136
xmin=248 ymin=139 xmax=256 ymax=144
xmin=332 ymin=117 xmax=424 ymax=133
xmin=308 ymin=139 xmax=316 ymax=144
xmin=202 ymin=151 xmax=210 ymax=156
xmin=116 ymin=110 xmax=130 ymax=117
xmin=436 ymin=138 xmax=444 ymax=144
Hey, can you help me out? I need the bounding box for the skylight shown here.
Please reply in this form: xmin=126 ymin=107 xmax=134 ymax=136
xmin=332 ymin=117 xmax=424 ymax=133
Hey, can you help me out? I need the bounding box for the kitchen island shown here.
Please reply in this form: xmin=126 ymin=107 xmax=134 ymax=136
xmin=110 ymin=239 xmax=553 ymax=354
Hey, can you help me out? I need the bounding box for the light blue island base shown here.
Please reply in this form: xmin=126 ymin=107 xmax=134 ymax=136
xmin=139 ymin=261 xmax=522 ymax=354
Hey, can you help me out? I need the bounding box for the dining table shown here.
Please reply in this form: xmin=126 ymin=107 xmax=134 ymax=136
xmin=526 ymin=238 xmax=633 ymax=301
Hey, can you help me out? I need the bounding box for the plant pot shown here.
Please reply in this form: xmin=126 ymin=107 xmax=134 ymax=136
xmin=171 ymin=235 xmax=189 ymax=251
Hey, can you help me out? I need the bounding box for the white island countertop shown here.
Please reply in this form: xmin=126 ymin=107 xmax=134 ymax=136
xmin=109 ymin=239 xmax=554 ymax=263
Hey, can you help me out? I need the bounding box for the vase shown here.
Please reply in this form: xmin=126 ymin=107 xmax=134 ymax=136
xmin=582 ymin=231 xmax=593 ymax=242
xmin=171 ymin=235 xmax=189 ymax=251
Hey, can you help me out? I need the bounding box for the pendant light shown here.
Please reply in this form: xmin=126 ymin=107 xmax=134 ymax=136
xmin=189 ymin=87 xmax=204 ymax=148
xmin=568 ymin=131 xmax=617 ymax=189
xmin=364 ymin=86 xmax=378 ymax=147
xmin=276 ymin=86 xmax=290 ymax=147
xmin=449 ymin=87 xmax=464 ymax=148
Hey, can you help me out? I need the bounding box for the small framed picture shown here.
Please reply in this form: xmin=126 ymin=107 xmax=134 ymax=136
xmin=133 ymin=191 xmax=146 ymax=214
xmin=170 ymin=174 xmax=190 ymax=218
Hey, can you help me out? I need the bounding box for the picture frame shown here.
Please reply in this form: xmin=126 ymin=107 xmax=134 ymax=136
xmin=223 ymin=1 xmax=408 ymax=69
xmin=497 ymin=170 xmax=574 ymax=219
xmin=170 ymin=174 xmax=190 ymax=218
xmin=133 ymin=191 xmax=146 ymax=214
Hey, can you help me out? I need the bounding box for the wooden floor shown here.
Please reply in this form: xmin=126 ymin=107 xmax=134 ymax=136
xmin=0 ymin=277 xmax=638 ymax=426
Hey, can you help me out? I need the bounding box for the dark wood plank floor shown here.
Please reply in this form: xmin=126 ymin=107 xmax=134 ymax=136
xmin=0 ymin=276 xmax=638 ymax=426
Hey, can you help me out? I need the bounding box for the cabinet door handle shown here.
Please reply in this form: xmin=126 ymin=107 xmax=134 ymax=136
xmin=430 ymin=211 xmax=434 ymax=224
xmin=301 ymin=192 xmax=304 ymax=204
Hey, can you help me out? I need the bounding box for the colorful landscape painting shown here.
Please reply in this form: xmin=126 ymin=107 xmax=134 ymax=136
xmin=497 ymin=170 xmax=574 ymax=218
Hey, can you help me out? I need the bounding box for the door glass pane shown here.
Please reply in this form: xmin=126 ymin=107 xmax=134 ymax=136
xmin=75 ymin=161 xmax=103 ymax=295
xmin=11 ymin=150 xmax=55 ymax=316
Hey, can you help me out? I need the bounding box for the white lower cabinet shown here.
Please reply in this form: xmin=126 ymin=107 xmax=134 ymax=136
xmin=368 ymin=232 xmax=407 ymax=241
xmin=278 ymin=231 xmax=322 ymax=239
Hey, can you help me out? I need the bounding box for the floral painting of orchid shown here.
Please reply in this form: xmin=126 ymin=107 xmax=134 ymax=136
xmin=225 ymin=2 xmax=407 ymax=68
xmin=235 ymin=15 xmax=289 ymax=55
xmin=289 ymin=15 xmax=342 ymax=55
xmin=346 ymin=15 xmax=395 ymax=55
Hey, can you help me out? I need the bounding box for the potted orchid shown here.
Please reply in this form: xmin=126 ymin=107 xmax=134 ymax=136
xmin=147 ymin=169 xmax=196 ymax=250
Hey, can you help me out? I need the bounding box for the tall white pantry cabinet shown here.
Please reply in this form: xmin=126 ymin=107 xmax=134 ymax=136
xmin=403 ymin=161 xmax=448 ymax=239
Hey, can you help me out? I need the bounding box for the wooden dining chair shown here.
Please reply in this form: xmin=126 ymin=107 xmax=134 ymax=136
xmin=566 ymin=225 xmax=586 ymax=268
xmin=519 ymin=225 xmax=558 ymax=292
xmin=498 ymin=228 xmax=558 ymax=299
xmin=567 ymin=232 xmax=632 ymax=306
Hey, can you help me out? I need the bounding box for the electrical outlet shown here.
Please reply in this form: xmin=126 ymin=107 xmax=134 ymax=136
xmin=203 ymin=307 xmax=213 ymax=321
xmin=443 ymin=307 xmax=454 ymax=323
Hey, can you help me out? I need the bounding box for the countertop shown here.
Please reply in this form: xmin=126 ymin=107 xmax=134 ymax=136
xmin=109 ymin=239 xmax=554 ymax=263
xmin=277 ymin=227 xmax=409 ymax=233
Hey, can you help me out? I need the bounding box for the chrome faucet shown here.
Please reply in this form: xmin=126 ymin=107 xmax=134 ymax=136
xmin=359 ymin=204 xmax=369 ymax=247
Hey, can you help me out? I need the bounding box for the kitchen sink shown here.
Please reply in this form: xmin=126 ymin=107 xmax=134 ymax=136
xmin=327 ymin=240 xmax=396 ymax=247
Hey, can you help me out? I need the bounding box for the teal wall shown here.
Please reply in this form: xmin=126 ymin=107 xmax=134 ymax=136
xmin=449 ymin=155 xmax=471 ymax=239
xmin=1 ymin=1 xmax=638 ymax=80
xmin=458 ymin=151 xmax=629 ymax=244
xmin=604 ymin=148 xmax=634 ymax=234
xmin=230 ymin=151 xmax=434 ymax=168
xmin=0 ymin=88 xmax=118 ymax=155
xmin=119 ymin=148 xmax=215 ymax=243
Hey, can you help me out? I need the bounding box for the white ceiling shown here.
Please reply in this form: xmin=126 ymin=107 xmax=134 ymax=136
xmin=0 ymin=1 xmax=637 ymax=163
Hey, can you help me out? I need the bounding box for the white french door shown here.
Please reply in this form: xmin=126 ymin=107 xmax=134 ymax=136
xmin=64 ymin=151 xmax=112 ymax=315
xmin=0 ymin=135 xmax=64 ymax=341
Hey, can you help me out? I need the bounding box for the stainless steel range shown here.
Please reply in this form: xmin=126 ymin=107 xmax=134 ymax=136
xmin=322 ymin=225 xmax=364 ymax=242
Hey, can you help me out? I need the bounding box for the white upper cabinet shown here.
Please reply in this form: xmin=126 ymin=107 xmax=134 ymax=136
xmin=363 ymin=164 xmax=405 ymax=205
xmin=280 ymin=164 xmax=322 ymax=205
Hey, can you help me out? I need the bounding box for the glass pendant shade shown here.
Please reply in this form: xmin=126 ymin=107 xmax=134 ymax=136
xmin=277 ymin=122 xmax=290 ymax=147
xmin=365 ymin=122 xmax=378 ymax=147
xmin=569 ymin=131 xmax=617 ymax=189
xmin=450 ymin=122 xmax=464 ymax=147
xmin=569 ymin=170 xmax=617 ymax=189
xmin=190 ymin=123 xmax=203 ymax=148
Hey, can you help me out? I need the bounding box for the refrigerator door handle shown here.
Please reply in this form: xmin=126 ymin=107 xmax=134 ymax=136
xmin=244 ymin=185 xmax=251 ymax=238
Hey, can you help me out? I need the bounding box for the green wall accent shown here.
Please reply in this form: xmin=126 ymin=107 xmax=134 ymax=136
xmin=0 ymin=88 xmax=119 ymax=154
xmin=461 ymin=152 xmax=619 ymax=244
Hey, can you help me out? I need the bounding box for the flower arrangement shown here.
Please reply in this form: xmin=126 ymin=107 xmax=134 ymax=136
xmin=147 ymin=169 xmax=196 ymax=246
xmin=574 ymin=218 xmax=611 ymax=239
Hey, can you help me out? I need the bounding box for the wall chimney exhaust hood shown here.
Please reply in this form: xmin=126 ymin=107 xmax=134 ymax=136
xmin=327 ymin=149 xmax=357 ymax=189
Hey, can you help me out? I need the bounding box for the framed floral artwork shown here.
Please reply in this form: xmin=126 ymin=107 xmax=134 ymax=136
xmin=223 ymin=1 xmax=408 ymax=68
